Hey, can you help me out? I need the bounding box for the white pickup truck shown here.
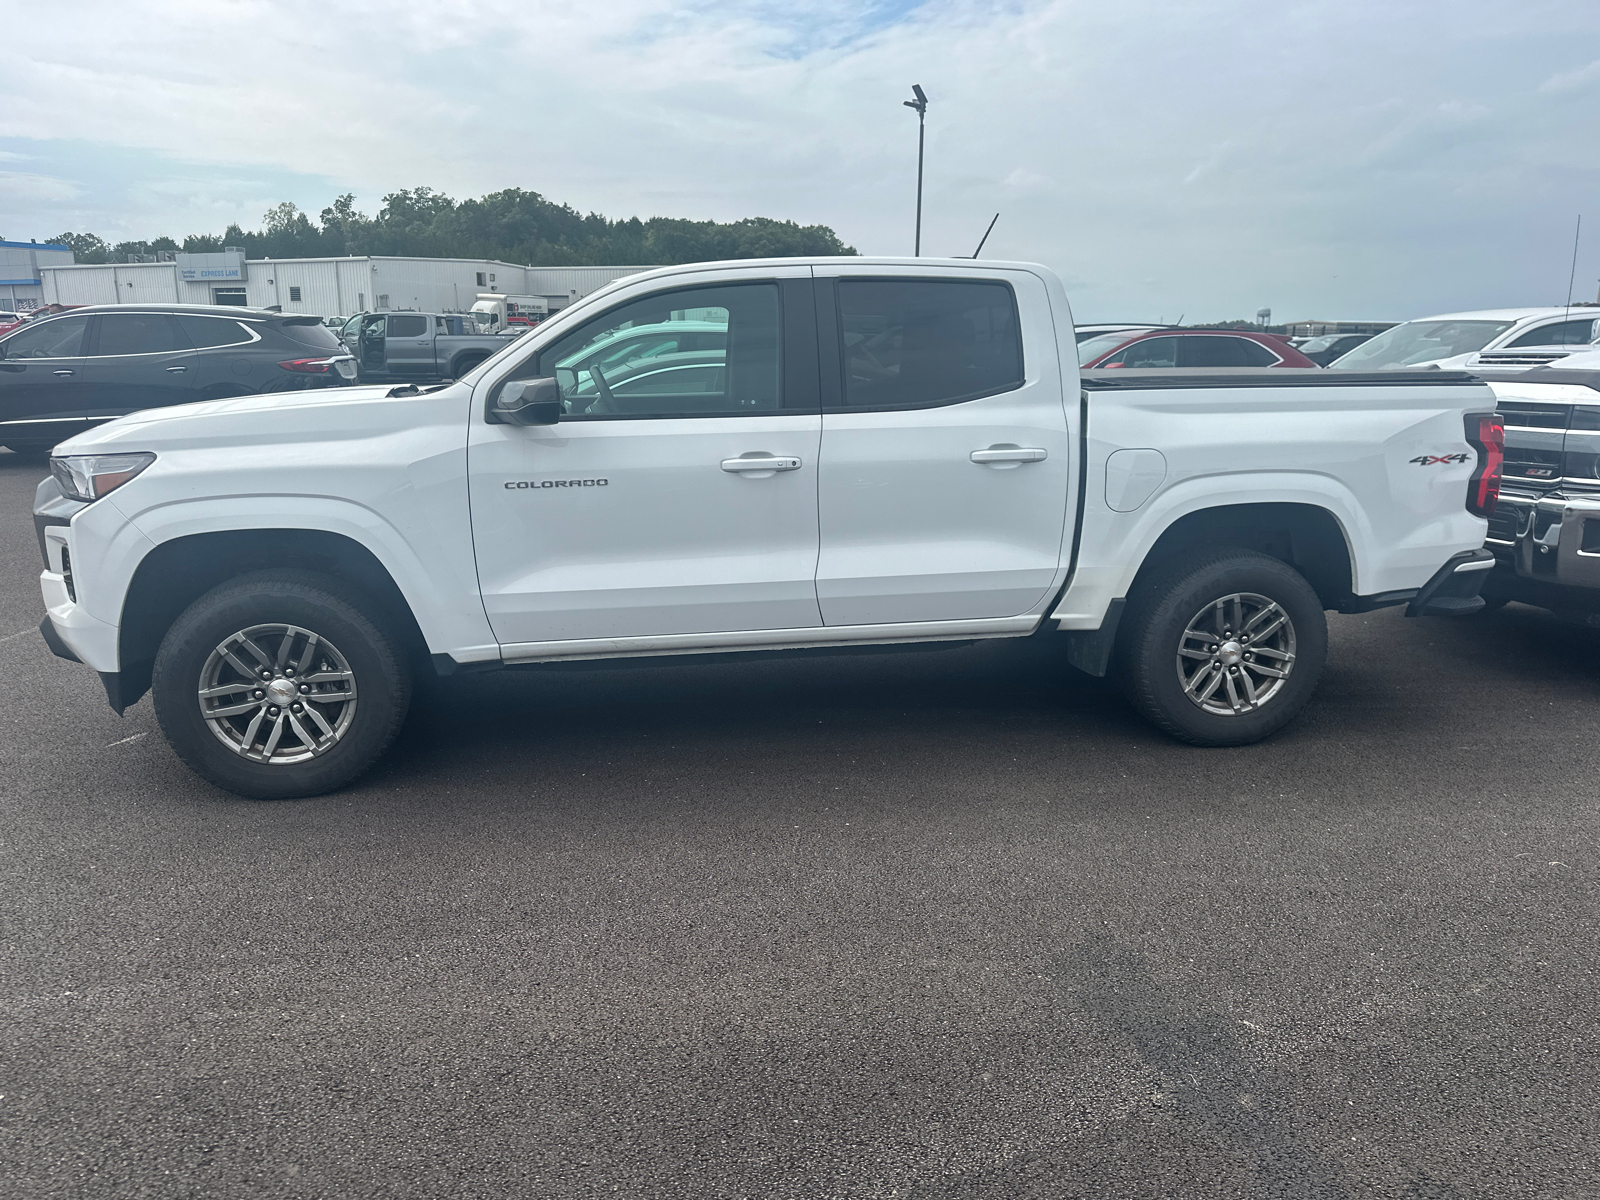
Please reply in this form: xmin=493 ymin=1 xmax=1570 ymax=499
xmin=35 ymin=257 xmax=1502 ymax=799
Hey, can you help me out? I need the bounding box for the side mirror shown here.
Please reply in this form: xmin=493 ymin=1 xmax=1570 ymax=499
xmin=491 ymin=377 xmax=562 ymax=426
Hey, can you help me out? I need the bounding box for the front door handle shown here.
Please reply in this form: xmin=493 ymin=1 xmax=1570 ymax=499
xmin=971 ymin=446 xmax=1047 ymax=464
xmin=54 ymin=369 xmax=75 ymax=377
xmin=721 ymin=455 xmax=802 ymax=474
xmin=166 ymin=365 xmax=188 ymax=373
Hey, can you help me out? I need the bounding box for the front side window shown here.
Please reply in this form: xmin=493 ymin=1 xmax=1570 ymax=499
xmin=538 ymin=283 xmax=779 ymax=418
xmin=0 ymin=314 xmax=90 ymax=358
xmin=177 ymin=315 xmax=254 ymax=348
xmin=1507 ymin=318 xmax=1599 ymax=348
xmin=837 ymin=279 xmax=1021 ymax=408
xmin=1103 ymin=336 xmax=1178 ymax=368
xmin=1078 ymin=331 xmax=1142 ymax=365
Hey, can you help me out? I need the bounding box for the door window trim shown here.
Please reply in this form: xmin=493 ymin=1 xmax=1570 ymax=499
xmin=818 ymin=275 xmax=1026 ymax=414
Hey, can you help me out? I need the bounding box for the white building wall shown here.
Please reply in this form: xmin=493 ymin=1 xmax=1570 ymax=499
xmin=526 ymin=266 xmax=650 ymax=306
xmin=40 ymin=257 xmax=654 ymax=315
xmin=45 ymin=265 xmax=127 ymax=306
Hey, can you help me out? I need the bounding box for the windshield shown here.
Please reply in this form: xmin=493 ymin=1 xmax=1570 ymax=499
xmin=1078 ymin=332 xmax=1140 ymax=365
xmin=1328 ymin=320 xmax=1513 ymax=369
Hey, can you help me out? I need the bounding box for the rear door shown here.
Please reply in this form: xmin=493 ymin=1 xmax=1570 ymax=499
xmin=78 ymin=312 xmax=199 ymax=416
xmin=812 ymin=268 xmax=1072 ymax=625
xmin=383 ymin=313 xmax=432 ymax=375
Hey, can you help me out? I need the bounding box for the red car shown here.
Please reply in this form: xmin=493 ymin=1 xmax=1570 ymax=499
xmin=1078 ymin=328 xmax=1319 ymax=369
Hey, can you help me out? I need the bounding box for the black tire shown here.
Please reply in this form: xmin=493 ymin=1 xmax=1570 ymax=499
xmin=1117 ymin=547 xmax=1327 ymax=747
xmin=451 ymin=353 xmax=488 ymax=377
xmin=152 ymin=570 xmax=412 ymax=799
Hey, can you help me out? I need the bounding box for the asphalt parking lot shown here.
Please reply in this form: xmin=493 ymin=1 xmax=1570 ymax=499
xmin=2 ymin=447 xmax=1596 ymax=1200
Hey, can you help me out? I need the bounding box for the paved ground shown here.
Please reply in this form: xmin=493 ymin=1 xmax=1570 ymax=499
xmin=1 ymin=446 xmax=1596 ymax=1199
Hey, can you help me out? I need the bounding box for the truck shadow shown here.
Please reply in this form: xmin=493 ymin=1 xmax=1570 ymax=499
xmin=377 ymin=635 xmax=1156 ymax=796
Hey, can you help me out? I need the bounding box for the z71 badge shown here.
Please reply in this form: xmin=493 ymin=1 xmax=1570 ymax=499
xmin=1409 ymin=453 xmax=1470 ymax=466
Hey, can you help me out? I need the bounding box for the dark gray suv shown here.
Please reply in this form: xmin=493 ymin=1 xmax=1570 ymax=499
xmin=0 ymin=304 xmax=357 ymax=457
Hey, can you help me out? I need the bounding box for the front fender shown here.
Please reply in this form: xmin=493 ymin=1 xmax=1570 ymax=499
xmin=109 ymin=493 xmax=499 ymax=662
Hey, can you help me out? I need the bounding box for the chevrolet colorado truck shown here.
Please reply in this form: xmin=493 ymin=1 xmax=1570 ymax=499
xmin=35 ymin=257 xmax=1502 ymax=799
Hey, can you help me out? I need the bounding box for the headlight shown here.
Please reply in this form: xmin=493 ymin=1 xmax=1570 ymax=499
xmin=49 ymin=452 xmax=157 ymax=502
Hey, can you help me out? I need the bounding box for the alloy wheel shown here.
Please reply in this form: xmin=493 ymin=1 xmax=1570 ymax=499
xmin=196 ymin=623 xmax=358 ymax=763
xmin=1175 ymin=592 xmax=1297 ymax=716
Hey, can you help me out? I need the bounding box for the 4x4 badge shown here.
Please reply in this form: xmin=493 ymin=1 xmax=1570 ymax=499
xmin=1409 ymin=453 xmax=1470 ymax=466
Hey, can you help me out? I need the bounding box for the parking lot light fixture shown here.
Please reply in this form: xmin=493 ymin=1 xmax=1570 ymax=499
xmin=903 ymin=84 xmax=928 ymax=256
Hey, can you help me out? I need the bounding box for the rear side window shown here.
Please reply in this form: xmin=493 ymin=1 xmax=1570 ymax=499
xmin=0 ymin=314 xmax=89 ymax=358
xmin=836 ymin=279 xmax=1022 ymax=409
xmin=1177 ymin=335 xmax=1280 ymax=367
xmin=176 ymin=315 xmax=254 ymax=348
xmin=387 ymin=314 xmax=428 ymax=338
xmin=278 ymin=320 xmax=344 ymax=349
xmin=1508 ymin=318 xmax=1598 ymax=348
xmin=93 ymin=313 xmax=186 ymax=356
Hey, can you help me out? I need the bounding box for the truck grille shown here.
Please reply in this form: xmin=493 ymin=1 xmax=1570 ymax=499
xmin=1501 ymin=445 xmax=1563 ymax=483
xmin=1496 ymin=400 xmax=1571 ymax=429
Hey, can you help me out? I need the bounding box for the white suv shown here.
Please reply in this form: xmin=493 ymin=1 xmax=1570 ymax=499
xmin=1329 ymin=307 xmax=1599 ymax=371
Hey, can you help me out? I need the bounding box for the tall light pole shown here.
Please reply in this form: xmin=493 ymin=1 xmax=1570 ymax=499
xmin=903 ymin=84 xmax=928 ymax=256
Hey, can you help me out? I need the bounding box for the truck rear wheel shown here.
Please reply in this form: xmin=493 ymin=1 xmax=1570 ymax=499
xmin=1117 ymin=548 xmax=1327 ymax=746
xmin=152 ymin=570 xmax=411 ymax=799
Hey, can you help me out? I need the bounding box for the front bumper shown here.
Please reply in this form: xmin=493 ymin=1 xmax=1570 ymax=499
xmin=1490 ymin=494 xmax=1600 ymax=590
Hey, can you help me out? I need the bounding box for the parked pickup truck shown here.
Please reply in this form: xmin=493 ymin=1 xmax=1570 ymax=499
xmin=1474 ymin=357 xmax=1600 ymax=612
xmin=35 ymin=257 xmax=1501 ymax=799
xmin=337 ymin=310 xmax=520 ymax=382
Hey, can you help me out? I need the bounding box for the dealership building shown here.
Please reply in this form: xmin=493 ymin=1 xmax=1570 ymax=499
xmin=35 ymin=250 xmax=648 ymax=317
xmin=1 ymin=240 xmax=77 ymax=310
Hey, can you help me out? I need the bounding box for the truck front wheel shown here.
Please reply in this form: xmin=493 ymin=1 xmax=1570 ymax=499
xmin=1117 ymin=548 xmax=1327 ymax=746
xmin=152 ymin=570 xmax=412 ymax=799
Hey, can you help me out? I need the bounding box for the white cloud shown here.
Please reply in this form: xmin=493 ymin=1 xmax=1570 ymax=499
xmin=0 ymin=170 xmax=82 ymax=204
xmin=1538 ymin=57 xmax=1600 ymax=93
xmin=1 ymin=0 xmax=1599 ymax=320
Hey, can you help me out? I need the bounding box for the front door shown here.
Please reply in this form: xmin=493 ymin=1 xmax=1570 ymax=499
xmin=813 ymin=269 xmax=1072 ymax=626
xmin=0 ymin=314 xmax=93 ymax=446
xmin=358 ymin=315 xmax=388 ymax=374
xmin=468 ymin=274 xmax=823 ymax=646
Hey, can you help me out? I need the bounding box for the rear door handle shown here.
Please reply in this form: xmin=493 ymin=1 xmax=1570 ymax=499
xmin=971 ymin=446 xmax=1047 ymax=464
xmin=166 ymin=365 xmax=188 ymax=373
xmin=53 ymin=369 xmax=74 ymax=377
xmin=721 ymin=455 xmax=802 ymax=473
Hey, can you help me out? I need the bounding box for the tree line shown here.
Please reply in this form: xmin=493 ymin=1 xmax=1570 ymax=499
xmin=46 ymin=187 xmax=858 ymax=267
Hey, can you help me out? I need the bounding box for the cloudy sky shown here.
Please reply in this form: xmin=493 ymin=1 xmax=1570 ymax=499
xmin=2 ymin=0 xmax=1598 ymax=322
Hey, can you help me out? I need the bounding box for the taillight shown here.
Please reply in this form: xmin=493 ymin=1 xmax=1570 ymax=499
xmin=1465 ymin=412 xmax=1503 ymax=517
xmin=278 ymin=357 xmax=335 ymax=373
